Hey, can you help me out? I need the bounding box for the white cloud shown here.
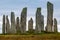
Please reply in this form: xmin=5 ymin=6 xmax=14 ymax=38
xmin=58 ymin=25 xmax=60 ymax=32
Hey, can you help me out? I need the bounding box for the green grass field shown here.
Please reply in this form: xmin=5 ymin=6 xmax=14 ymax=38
xmin=0 ymin=33 xmax=60 ymax=40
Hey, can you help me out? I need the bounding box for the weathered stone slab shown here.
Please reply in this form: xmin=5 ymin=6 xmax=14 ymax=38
xmin=54 ymin=18 xmax=57 ymax=32
xmin=11 ymin=12 xmax=16 ymax=33
xmin=35 ymin=8 xmax=41 ymax=33
xmin=20 ymin=7 xmax=27 ymax=33
xmin=28 ymin=18 xmax=33 ymax=32
xmin=41 ymin=15 xmax=44 ymax=31
xmin=16 ymin=17 xmax=20 ymax=33
xmin=46 ymin=2 xmax=53 ymax=32
xmin=6 ymin=15 xmax=10 ymax=33
xmin=2 ymin=15 xmax=5 ymax=34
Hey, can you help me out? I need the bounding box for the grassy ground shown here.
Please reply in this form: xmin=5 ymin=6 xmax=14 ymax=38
xmin=0 ymin=33 xmax=60 ymax=40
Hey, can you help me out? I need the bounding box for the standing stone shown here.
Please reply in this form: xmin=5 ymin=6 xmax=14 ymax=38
xmin=35 ymin=8 xmax=41 ymax=33
xmin=16 ymin=17 xmax=20 ymax=33
xmin=11 ymin=12 xmax=16 ymax=33
xmin=6 ymin=15 xmax=10 ymax=34
xmin=20 ymin=7 xmax=27 ymax=33
xmin=46 ymin=2 xmax=53 ymax=32
xmin=45 ymin=26 xmax=47 ymax=31
xmin=54 ymin=18 xmax=57 ymax=32
xmin=41 ymin=15 xmax=44 ymax=31
xmin=28 ymin=18 xmax=33 ymax=32
xmin=2 ymin=15 xmax=5 ymax=34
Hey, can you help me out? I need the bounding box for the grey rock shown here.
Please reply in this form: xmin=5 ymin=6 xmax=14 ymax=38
xmin=35 ymin=8 xmax=41 ymax=33
xmin=41 ymin=15 xmax=44 ymax=31
xmin=20 ymin=7 xmax=27 ymax=33
xmin=28 ymin=18 xmax=33 ymax=32
xmin=2 ymin=15 xmax=5 ymax=34
xmin=6 ymin=15 xmax=10 ymax=33
xmin=16 ymin=17 xmax=20 ymax=33
xmin=46 ymin=2 xmax=53 ymax=32
xmin=11 ymin=12 xmax=16 ymax=33
xmin=54 ymin=18 xmax=57 ymax=32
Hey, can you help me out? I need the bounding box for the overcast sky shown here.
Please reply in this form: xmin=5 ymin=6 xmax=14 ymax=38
xmin=0 ymin=0 xmax=60 ymax=33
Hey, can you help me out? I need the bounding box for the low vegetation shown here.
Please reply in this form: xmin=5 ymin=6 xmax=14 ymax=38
xmin=0 ymin=32 xmax=60 ymax=40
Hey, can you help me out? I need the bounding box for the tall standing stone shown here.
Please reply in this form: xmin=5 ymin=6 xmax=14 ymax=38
xmin=46 ymin=2 xmax=53 ymax=32
xmin=11 ymin=12 xmax=16 ymax=33
xmin=41 ymin=15 xmax=44 ymax=31
xmin=6 ymin=15 xmax=10 ymax=33
xmin=54 ymin=18 xmax=57 ymax=32
xmin=28 ymin=18 xmax=33 ymax=32
xmin=35 ymin=8 xmax=41 ymax=33
xmin=20 ymin=7 xmax=27 ymax=33
xmin=2 ymin=15 xmax=5 ymax=34
xmin=16 ymin=17 xmax=20 ymax=33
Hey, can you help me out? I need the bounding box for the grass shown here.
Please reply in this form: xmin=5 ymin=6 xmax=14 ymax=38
xmin=0 ymin=33 xmax=60 ymax=40
xmin=0 ymin=31 xmax=60 ymax=40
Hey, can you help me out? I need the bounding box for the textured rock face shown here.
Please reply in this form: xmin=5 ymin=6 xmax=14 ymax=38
xmin=16 ymin=17 xmax=20 ymax=33
xmin=6 ymin=15 xmax=10 ymax=33
xmin=2 ymin=15 xmax=5 ymax=34
xmin=28 ymin=18 xmax=33 ymax=32
xmin=11 ymin=12 xmax=16 ymax=33
xmin=20 ymin=7 xmax=27 ymax=33
xmin=54 ymin=18 xmax=57 ymax=32
xmin=46 ymin=2 xmax=53 ymax=32
xmin=35 ymin=8 xmax=41 ymax=33
xmin=41 ymin=15 xmax=44 ymax=31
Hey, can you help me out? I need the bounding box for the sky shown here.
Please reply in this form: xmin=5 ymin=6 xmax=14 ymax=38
xmin=0 ymin=0 xmax=60 ymax=33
